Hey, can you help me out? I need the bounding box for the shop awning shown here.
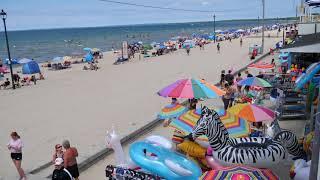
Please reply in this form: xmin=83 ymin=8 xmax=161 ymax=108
xmin=281 ymin=43 xmax=320 ymax=53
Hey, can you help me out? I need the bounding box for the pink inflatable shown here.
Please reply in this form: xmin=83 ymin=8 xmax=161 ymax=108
xmin=205 ymin=147 xmax=225 ymax=169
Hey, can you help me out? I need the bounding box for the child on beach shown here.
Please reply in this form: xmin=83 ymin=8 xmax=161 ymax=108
xmin=7 ymin=132 xmax=27 ymax=180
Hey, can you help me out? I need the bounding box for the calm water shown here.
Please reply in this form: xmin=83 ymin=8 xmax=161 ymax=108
xmin=0 ymin=19 xmax=286 ymax=62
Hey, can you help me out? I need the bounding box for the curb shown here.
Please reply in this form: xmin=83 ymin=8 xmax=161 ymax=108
xmin=29 ymin=50 xmax=272 ymax=178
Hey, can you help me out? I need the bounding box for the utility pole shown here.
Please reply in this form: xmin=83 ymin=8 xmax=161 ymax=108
xmin=261 ymin=0 xmax=265 ymax=53
xmin=213 ymin=14 xmax=216 ymax=43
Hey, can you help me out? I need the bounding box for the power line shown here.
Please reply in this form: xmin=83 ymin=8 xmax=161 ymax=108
xmin=99 ymin=0 xmax=250 ymax=13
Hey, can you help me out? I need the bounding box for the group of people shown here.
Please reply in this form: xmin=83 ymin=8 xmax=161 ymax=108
xmin=7 ymin=131 xmax=79 ymax=180
xmin=0 ymin=72 xmax=44 ymax=90
xmin=220 ymin=69 xmax=260 ymax=110
xmin=83 ymin=61 xmax=99 ymax=71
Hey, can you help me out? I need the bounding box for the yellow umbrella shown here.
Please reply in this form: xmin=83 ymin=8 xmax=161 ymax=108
xmin=227 ymin=104 xmax=248 ymax=115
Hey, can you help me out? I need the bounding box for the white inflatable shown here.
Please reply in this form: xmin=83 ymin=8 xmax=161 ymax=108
xmin=106 ymin=128 xmax=173 ymax=169
xmin=106 ymin=128 xmax=127 ymax=167
xmin=145 ymin=135 xmax=172 ymax=149
xmin=290 ymin=159 xmax=311 ymax=180
xmin=164 ymin=159 xmax=193 ymax=176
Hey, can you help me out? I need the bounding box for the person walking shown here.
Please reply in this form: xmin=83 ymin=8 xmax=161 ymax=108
xmin=52 ymin=144 xmax=64 ymax=164
xmin=186 ymin=45 xmax=190 ymax=55
xmin=225 ymin=70 xmax=234 ymax=85
xmin=63 ymin=140 xmax=79 ymax=180
xmin=222 ymin=83 xmax=235 ymax=110
xmin=217 ymin=43 xmax=220 ymax=53
xmin=240 ymin=38 xmax=243 ymax=47
xmin=7 ymin=132 xmax=27 ymax=180
xmin=52 ymin=158 xmax=73 ymax=180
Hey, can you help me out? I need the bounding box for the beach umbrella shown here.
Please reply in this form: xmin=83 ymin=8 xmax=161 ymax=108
xmin=18 ymin=58 xmax=33 ymax=64
xmin=228 ymin=104 xmax=275 ymax=122
xmin=158 ymin=78 xmax=225 ymax=99
xmin=158 ymin=103 xmax=188 ymax=119
xmin=52 ymin=57 xmax=63 ymax=63
xmin=169 ymin=108 xmax=250 ymax=138
xmin=200 ymin=166 xmax=278 ymax=180
xmin=22 ymin=61 xmax=40 ymax=74
xmin=84 ymin=53 xmax=93 ymax=62
xmin=236 ymin=29 xmax=245 ymax=33
xmin=5 ymin=58 xmax=19 ymax=65
xmin=237 ymin=77 xmax=272 ymax=88
xmin=83 ymin=47 xmax=92 ymax=51
xmin=215 ymin=30 xmax=224 ymax=33
xmin=220 ymin=111 xmax=251 ymax=138
xmin=91 ymin=48 xmax=100 ymax=53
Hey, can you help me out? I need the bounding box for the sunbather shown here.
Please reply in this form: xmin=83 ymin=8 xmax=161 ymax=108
xmin=0 ymin=78 xmax=10 ymax=89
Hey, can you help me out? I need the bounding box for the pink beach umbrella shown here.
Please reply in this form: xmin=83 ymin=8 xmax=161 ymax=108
xmin=157 ymin=78 xmax=225 ymax=99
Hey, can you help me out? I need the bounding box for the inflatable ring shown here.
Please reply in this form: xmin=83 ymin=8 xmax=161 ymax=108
xmin=129 ymin=141 xmax=201 ymax=180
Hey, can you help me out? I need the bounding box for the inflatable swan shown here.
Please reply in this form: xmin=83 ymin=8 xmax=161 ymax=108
xmin=187 ymin=106 xmax=306 ymax=168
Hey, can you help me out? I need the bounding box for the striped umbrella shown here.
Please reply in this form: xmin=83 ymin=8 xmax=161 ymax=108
xmin=228 ymin=104 xmax=275 ymax=122
xmin=169 ymin=109 xmax=250 ymax=138
xmin=158 ymin=103 xmax=188 ymax=119
xmin=158 ymin=78 xmax=225 ymax=99
xmin=200 ymin=166 xmax=278 ymax=180
xmin=237 ymin=77 xmax=272 ymax=87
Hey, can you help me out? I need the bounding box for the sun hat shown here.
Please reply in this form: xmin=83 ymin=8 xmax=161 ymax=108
xmin=54 ymin=158 xmax=64 ymax=165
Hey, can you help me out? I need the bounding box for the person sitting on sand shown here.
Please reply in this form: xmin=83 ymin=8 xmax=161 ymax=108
xmin=30 ymin=75 xmax=37 ymax=85
xmin=83 ymin=65 xmax=88 ymax=70
xmin=13 ymin=73 xmax=21 ymax=87
xmin=38 ymin=72 xmax=45 ymax=80
xmin=0 ymin=78 xmax=10 ymax=89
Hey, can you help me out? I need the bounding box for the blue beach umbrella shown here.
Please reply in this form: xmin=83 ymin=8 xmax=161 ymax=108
xmin=238 ymin=77 xmax=272 ymax=88
xmin=22 ymin=61 xmax=40 ymax=74
xmin=52 ymin=56 xmax=63 ymax=63
xmin=18 ymin=58 xmax=33 ymax=64
xmin=84 ymin=53 xmax=93 ymax=62
xmin=5 ymin=58 xmax=19 ymax=65
xmin=83 ymin=47 xmax=92 ymax=51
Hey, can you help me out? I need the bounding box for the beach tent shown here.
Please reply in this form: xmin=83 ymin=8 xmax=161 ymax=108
xmin=22 ymin=61 xmax=40 ymax=74
xmin=18 ymin=58 xmax=32 ymax=64
xmin=84 ymin=53 xmax=93 ymax=62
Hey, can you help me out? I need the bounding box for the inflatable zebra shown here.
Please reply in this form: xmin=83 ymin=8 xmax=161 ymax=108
xmin=186 ymin=106 xmax=305 ymax=168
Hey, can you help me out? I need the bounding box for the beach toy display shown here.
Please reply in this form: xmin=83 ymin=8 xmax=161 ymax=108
xmin=106 ymin=129 xmax=172 ymax=169
xmin=295 ymin=62 xmax=320 ymax=90
xmin=289 ymin=159 xmax=311 ymax=180
xmin=129 ymin=141 xmax=202 ymax=180
xmin=105 ymin=165 xmax=162 ymax=180
xmin=188 ymin=106 xmax=306 ymax=168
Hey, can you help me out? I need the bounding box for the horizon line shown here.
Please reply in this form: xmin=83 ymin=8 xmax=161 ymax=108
xmin=3 ymin=16 xmax=296 ymax=32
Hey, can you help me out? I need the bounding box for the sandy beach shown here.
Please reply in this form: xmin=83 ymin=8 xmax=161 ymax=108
xmin=0 ymin=30 xmax=282 ymax=179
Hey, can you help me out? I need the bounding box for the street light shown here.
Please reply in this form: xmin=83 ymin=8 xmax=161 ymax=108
xmin=261 ymin=0 xmax=265 ymax=54
xmin=0 ymin=9 xmax=15 ymax=89
xmin=213 ymin=14 xmax=216 ymax=43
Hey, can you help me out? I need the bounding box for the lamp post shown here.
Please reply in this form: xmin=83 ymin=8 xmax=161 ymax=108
xmin=261 ymin=0 xmax=265 ymax=54
xmin=1 ymin=9 xmax=15 ymax=89
xmin=213 ymin=14 xmax=216 ymax=43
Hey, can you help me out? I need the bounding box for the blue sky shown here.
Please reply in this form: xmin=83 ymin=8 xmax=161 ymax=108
xmin=1 ymin=0 xmax=300 ymax=30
